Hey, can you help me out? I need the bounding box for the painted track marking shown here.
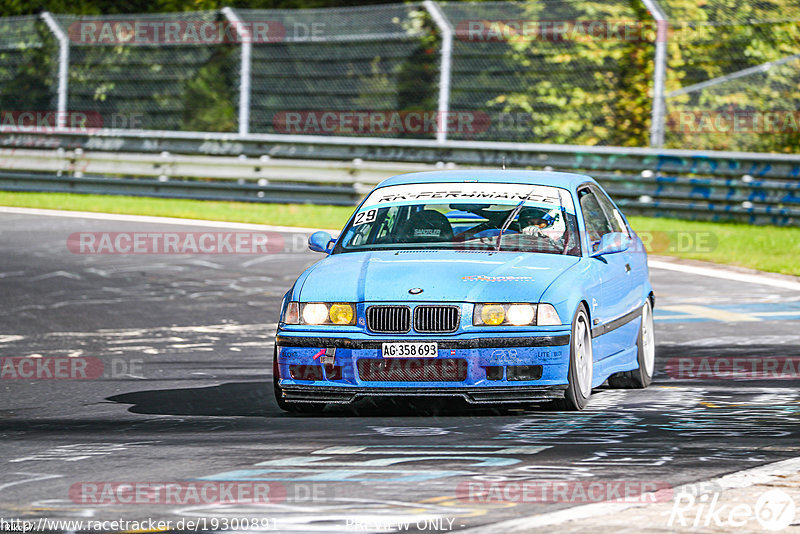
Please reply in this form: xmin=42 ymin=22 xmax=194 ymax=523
xmin=649 ymin=259 xmax=800 ymax=291
xmin=660 ymin=304 xmax=761 ymax=322
xmin=458 ymin=456 xmax=800 ymax=533
xmin=0 ymin=206 xmax=330 ymax=234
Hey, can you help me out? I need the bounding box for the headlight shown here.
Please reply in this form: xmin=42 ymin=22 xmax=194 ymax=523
xmin=302 ymin=303 xmax=329 ymax=325
xmin=473 ymin=303 xmax=561 ymax=326
xmin=283 ymin=302 xmax=357 ymax=326
xmin=507 ymin=304 xmax=535 ymax=325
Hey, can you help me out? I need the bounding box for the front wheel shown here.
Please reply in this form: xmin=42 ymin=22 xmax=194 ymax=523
xmin=547 ymin=305 xmax=593 ymax=411
xmin=273 ymin=346 xmax=326 ymax=414
xmin=608 ymin=299 xmax=655 ymax=389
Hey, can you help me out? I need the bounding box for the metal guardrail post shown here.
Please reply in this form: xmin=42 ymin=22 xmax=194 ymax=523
xmin=41 ymin=12 xmax=69 ymax=131
xmin=423 ymin=0 xmax=453 ymax=145
xmin=222 ymin=7 xmax=252 ymax=137
xmin=641 ymin=0 xmax=667 ymax=148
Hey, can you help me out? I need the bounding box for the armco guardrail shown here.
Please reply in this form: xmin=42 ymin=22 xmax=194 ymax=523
xmin=1 ymin=129 xmax=799 ymax=225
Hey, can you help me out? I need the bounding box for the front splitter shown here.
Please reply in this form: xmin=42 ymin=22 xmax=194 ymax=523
xmin=279 ymin=384 xmax=568 ymax=404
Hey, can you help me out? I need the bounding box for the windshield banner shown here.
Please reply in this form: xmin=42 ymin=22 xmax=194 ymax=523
xmin=360 ymin=182 xmax=575 ymax=213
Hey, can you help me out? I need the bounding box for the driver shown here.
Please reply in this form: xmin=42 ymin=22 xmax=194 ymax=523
xmin=519 ymin=209 xmax=552 ymax=236
xmin=519 ymin=209 xmax=566 ymax=252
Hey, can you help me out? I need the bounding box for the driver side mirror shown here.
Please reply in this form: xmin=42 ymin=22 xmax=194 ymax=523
xmin=308 ymin=231 xmax=335 ymax=254
xmin=590 ymin=232 xmax=630 ymax=257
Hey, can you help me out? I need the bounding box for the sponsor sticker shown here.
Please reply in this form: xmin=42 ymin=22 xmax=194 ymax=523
xmin=462 ymin=275 xmax=535 ymax=282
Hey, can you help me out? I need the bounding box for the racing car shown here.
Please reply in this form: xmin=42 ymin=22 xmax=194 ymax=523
xmin=274 ymin=170 xmax=655 ymax=411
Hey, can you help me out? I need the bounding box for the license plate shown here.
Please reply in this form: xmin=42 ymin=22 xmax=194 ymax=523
xmin=381 ymin=342 xmax=438 ymax=358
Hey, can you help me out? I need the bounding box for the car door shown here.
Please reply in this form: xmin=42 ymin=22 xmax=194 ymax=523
xmin=593 ymin=185 xmax=647 ymax=314
xmin=578 ymin=186 xmax=637 ymax=360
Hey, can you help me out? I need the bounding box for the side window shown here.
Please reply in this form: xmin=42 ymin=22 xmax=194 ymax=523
xmin=593 ymin=188 xmax=628 ymax=236
xmin=578 ymin=188 xmax=615 ymax=249
xmin=349 ymin=221 xmax=372 ymax=246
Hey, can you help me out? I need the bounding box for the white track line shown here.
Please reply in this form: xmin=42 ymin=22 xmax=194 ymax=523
xmin=0 ymin=206 xmax=334 ymax=234
xmin=648 ymin=259 xmax=800 ymax=291
xmin=460 ymin=456 xmax=800 ymax=533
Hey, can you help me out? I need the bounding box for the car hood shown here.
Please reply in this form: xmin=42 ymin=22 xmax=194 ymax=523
xmin=297 ymin=250 xmax=580 ymax=303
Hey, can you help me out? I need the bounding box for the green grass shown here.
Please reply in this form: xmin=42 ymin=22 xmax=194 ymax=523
xmin=627 ymin=216 xmax=800 ymax=276
xmin=1 ymin=191 xmax=798 ymax=276
xmin=0 ymin=191 xmax=354 ymax=230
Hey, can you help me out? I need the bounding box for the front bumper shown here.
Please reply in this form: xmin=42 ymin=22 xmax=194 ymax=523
xmin=275 ymin=331 xmax=571 ymax=404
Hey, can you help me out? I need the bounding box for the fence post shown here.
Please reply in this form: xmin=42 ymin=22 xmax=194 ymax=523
xmin=222 ymin=7 xmax=251 ymax=137
xmin=423 ymin=0 xmax=453 ymax=144
xmin=41 ymin=12 xmax=69 ymax=130
xmin=641 ymin=0 xmax=667 ymax=148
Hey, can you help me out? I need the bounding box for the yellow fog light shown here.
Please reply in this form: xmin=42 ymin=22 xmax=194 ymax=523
xmin=302 ymin=303 xmax=329 ymax=325
xmin=480 ymin=304 xmax=506 ymax=326
xmin=329 ymin=303 xmax=354 ymax=325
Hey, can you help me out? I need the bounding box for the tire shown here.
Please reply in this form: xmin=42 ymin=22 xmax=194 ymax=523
xmin=547 ymin=304 xmax=593 ymax=411
xmin=608 ymin=298 xmax=655 ymax=389
xmin=273 ymin=346 xmax=326 ymax=414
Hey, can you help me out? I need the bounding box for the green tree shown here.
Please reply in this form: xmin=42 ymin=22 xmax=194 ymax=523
xmin=662 ymin=0 xmax=800 ymax=152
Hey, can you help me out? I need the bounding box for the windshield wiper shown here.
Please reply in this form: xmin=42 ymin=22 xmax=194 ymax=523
xmin=495 ymin=186 xmax=539 ymax=252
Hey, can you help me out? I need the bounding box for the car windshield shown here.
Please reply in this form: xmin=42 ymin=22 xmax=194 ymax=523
xmin=334 ymin=182 xmax=581 ymax=256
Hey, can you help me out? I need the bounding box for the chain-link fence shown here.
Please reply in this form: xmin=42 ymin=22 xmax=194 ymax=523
xmin=661 ymin=1 xmax=800 ymax=153
xmin=54 ymin=11 xmax=235 ymax=132
xmin=236 ymin=4 xmax=436 ymax=137
xmin=0 ymin=16 xmax=57 ymax=114
xmin=0 ymin=1 xmax=798 ymax=152
xmin=440 ymin=0 xmax=657 ymax=145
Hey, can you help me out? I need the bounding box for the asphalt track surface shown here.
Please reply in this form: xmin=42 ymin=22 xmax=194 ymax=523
xmin=1 ymin=210 xmax=799 ymax=533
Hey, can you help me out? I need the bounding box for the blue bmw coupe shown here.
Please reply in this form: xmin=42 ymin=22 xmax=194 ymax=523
xmin=274 ymin=170 xmax=655 ymax=411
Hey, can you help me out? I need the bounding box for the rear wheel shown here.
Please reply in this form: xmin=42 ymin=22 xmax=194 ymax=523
xmin=547 ymin=305 xmax=593 ymax=411
xmin=608 ymin=299 xmax=655 ymax=389
xmin=273 ymin=346 xmax=326 ymax=414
